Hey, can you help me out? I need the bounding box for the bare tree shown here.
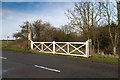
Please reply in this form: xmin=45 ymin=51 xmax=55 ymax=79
xmin=66 ymin=2 xmax=103 ymax=54
xmin=102 ymin=2 xmax=119 ymax=55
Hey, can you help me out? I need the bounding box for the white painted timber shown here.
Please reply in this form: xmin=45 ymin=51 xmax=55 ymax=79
xmin=31 ymin=40 xmax=89 ymax=57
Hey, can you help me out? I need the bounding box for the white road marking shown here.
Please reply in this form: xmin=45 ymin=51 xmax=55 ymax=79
xmin=0 ymin=56 xmax=7 ymax=59
xmin=34 ymin=64 xmax=61 ymax=73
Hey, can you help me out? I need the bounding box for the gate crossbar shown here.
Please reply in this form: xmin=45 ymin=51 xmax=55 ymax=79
xmin=56 ymin=43 xmax=67 ymax=53
xmin=69 ymin=44 xmax=85 ymax=55
xmin=43 ymin=43 xmax=53 ymax=52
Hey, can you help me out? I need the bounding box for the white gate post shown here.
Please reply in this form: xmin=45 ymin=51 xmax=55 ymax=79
xmin=85 ymin=40 xmax=89 ymax=57
xmin=31 ymin=40 xmax=33 ymax=50
xmin=53 ymin=41 xmax=55 ymax=54
xmin=67 ymin=43 xmax=70 ymax=54
xmin=41 ymin=42 xmax=43 ymax=52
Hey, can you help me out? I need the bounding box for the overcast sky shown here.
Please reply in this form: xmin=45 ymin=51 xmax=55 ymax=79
xmin=2 ymin=2 xmax=74 ymax=40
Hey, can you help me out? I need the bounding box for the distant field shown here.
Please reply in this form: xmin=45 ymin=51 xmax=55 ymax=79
xmin=2 ymin=41 xmax=14 ymax=46
xmin=0 ymin=41 xmax=15 ymax=49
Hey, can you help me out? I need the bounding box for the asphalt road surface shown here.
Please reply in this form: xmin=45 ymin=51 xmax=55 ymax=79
xmin=1 ymin=50 xmax=118 ymax=78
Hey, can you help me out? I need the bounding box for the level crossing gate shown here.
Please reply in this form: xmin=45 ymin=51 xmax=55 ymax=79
xmin=31 ymin=40 xmax=89 ymax=57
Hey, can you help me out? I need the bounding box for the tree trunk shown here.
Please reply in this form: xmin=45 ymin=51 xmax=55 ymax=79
xmin=97 ymin=39 xmax=99 ymax=53
xmin=113 ymin=46 xmax=117 ymax=55
xmin=93 ymin=40 xmax=95 ymax=53
xmin=89 ymin=39 xmax=92 ymax=55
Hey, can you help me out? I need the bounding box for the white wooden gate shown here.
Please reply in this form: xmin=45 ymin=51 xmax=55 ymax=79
xmin=31 ymin=40 xmax=89 ymax=57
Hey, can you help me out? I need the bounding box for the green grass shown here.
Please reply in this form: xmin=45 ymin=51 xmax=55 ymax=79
xmin=1 ymin=41 xmax=119 ymax=65
xmin=66 ymin=54 xmax=118 ymax=65
xmin=0 ymin=41 xmax=14 ymax=48
xmin=2 ymin=46 xmax=57 ymax=56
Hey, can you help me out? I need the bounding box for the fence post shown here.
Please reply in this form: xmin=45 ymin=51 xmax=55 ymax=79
xmin=41 ymin=42 xmax=43 ymax=52
xmin=85 ymin=40 xmax=89 ymax=57
xmin=53 ymin=41 xmax=55 ymax=54
xmin=67 ymin=43 xmax=70 ymax=54
xmin=31 ymin=40 xmax=33 ymax=50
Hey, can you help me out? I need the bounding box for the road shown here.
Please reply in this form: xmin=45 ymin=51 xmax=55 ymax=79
xmin=1 ymin=50 xmax=118 ymax=78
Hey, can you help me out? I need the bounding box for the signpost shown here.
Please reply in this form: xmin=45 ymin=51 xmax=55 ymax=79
xmin=7 ymin=36 xmax=9 ymax=44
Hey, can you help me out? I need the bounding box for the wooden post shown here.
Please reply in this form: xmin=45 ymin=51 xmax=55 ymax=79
xmin=89 ymin=39 xmax=92 ymax=56
xmin=28 ymin=30 xmax=32 ymax=50
xmin=41 ymin=42 xmax=43 ymax=52
xmin=53 ymin=41 xmax=55 ymax=54
xmin=86 ymin=40 xmax=89 ymax=57
xmin=67 ymin=43 xmax=70 ymax=54
xmin=31 ymin=40 xmax=33 ymax=50
xmin=28 ymin=30 xmax=31 ymax=41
